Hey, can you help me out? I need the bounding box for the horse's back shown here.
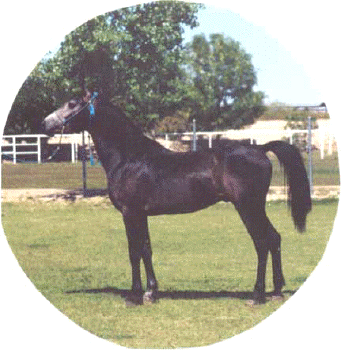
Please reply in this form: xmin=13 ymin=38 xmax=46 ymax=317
xmin=108 ymin=144 xmax=272 ymax=215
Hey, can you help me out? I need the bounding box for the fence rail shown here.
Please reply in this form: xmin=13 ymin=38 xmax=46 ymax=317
xmin=1 ymin=134 xmax=47 ymax=164
xmin=164 ymin=128 xmax=337 ymax=159
xmin=1 ymin=134 xmax=85 ymax=164
xmin=1 ymin=128 xmax=338 ymax=164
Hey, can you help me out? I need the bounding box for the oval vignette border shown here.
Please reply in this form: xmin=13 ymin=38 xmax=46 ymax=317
xmin=0 ymin=1 xmax=340 ymax=349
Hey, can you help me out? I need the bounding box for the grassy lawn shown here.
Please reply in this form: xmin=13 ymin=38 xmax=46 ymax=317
xmin=1 ymin=162 xmax=107 ymax=189
xmin=1 ymin=200 xmax=337 ymax=348
xmin=270 ymin=151 xmax=339 ymax=186
xmin=1 ymin=152 xmax=339 ymax=189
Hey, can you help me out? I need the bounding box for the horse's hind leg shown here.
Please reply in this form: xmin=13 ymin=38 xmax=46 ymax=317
xmin=235 ymin=202 xmax=270 ymax=304
xmin=267 ymin=222 xmax=285 ymax=298
xmin=236 ymin=202 xmax=286 ymax=303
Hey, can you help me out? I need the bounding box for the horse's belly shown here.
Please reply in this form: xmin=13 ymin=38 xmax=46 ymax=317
xmin=145 ymin=178 xmax=219 ymax=215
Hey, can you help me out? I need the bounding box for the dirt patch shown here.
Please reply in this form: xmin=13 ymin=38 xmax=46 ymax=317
xmin=1 ymin=186 xmax=339 ymax=203
xmin=1 ymin=188 xmax=109 ymax=203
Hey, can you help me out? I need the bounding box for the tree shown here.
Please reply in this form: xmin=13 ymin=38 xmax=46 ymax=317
xmin=105 ymin=1 xmax=203 ymax=127
xmin=184 ymin=33 xmax=265 ymax=130
xmin=5 ymin=74 xmax=54 ymax=134
xmin=5 ymin=1 xmax=203 ymax=134
xmin=5 ymin=3 xmax=265 ymax=134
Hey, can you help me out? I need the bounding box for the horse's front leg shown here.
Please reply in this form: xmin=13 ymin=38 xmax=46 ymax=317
xmin=123 ymin=210 xmax=158 ymax=305
xmin=141 ymin=230 xmax=158 ymax=304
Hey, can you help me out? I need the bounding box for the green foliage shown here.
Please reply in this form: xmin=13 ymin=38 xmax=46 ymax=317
xmin=184 ymin=33 xmax=265 ymax=130
xmin=5 ymin=2 xmax=265 ymax=134
xmin=261 ymin=102 xmax=329 ymax=123
xmin=5 ymin=74 xmax=54 ymax=134
xmin=154 ymin=110 xmax=191 ymax=133
xmin=107 ymin=1 xmax=203 ymax=127
xmin=6 ymin=1 xmax=203 ymax=133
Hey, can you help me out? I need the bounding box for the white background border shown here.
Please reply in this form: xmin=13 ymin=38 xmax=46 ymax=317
xmin=1 ymin=1 xmax=340 ymax=349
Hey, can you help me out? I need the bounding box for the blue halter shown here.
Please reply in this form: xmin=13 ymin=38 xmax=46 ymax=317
xmin=88 ymin=91 xmax=99 ymax=117
xmin=88 ymin=92 xmax=99 ymax=127
xmin=62 ymin=91 xmax=99 ymax=126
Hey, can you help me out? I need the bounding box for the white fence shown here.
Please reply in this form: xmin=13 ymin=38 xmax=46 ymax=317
xmin=1 ymin=133 xmax=85 ymax=164
xmin=164 ymin=128 xmax=337 ymax=159
xmin=1 ymin=128 xmax=338 ymax=164
xmin=1 ymin=134 xmax=47 ymax=164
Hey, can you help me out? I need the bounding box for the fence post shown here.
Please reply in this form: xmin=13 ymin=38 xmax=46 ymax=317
xmin=82 ymin=131 xmax=87 ymax=196
xmin=192 ymin=119 xmax=197 ymax=152
xmin=307 ymin=116 xmax=313 ymax=194
xmin=75 ymin=141 xmax=78 ymax=164
xmin=37 ymin=135 xmax=41 ymax=163
xmin=289 ymin=131 xmax=293 ymax=145
xmin=13 ymin=136 xmax=16 ymax=164
xmin=71 ymin=135 xmax=75 ymax=163
xmin=208 ymin=134 xmax=213 ymax=148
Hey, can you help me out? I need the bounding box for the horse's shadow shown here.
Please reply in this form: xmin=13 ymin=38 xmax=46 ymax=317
xmin=42 ymin=188 xmax=108 ymax=201
xmin=66 ymin=287 xmax=296 ymax=301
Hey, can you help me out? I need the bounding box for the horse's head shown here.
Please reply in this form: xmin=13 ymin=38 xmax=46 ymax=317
xmin=42 ymin=91 xmax=98 ymax=136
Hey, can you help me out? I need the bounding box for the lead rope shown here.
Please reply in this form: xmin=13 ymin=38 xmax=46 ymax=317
xmin=45 ymin=124 xmax=65 ymax=161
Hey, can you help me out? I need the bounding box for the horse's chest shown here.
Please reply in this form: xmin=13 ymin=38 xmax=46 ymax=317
xmin=108 ymin=172 xmax=151 ymax=211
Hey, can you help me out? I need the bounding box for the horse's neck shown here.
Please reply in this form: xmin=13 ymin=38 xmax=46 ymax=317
xmin=90 ymin=134 xmax=122 ymax=174
xmin=89 ymin=109 xmax=169 ymax=174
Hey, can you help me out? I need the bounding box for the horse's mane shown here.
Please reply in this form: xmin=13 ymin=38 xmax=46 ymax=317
xmin=98 ymin=103 xmax=169 ymax=156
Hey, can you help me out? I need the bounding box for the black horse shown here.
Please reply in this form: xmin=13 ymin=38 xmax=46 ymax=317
xmin=42 ymin=91 xmax=311 ymax=305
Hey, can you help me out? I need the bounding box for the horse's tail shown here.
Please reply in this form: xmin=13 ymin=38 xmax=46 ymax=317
xmin=262 ymin=141 xmax=312 ymax=232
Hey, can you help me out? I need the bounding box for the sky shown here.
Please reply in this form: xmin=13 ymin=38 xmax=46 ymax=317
xmin=43 ymin=5 xmax=323 ymax=106
xmin=183 ymin=5 xmax=323 ymax=106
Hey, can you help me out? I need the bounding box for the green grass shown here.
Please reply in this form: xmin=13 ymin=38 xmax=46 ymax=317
xmin=1 ymin=152 xmax=339 ymax=189
xmin=1 ymin=200 xmax=337 ymax=348
xmin=1 ymin=162 xmax=107 ymax=189
xmin=270 ymin=152 xmax=339 ymax=186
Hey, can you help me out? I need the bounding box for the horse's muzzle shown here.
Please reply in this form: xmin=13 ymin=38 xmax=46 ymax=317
xmin=42 ymin=113 xmax=62 ymax=136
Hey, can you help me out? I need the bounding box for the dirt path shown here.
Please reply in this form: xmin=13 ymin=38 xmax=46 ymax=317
xmin=1 ymin=188 xmax=109 ymax=203
xmin=1 ymin=186 xmax=339 ymax=203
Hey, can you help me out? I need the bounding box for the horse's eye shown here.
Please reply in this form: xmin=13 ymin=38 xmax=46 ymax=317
xmin=68 ymin=101 xmax=77 ymax=109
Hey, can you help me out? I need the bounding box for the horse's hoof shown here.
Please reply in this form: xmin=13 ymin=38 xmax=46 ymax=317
xmin=125 ymin=294 xmax=143 ymax=307
xmin=143 ymin=290 xmax=158 ymax=305
xmin=246 ymin=294 xmax=266 ymax=307
xmin=246 ymin=290 xmax=266 ymax=306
